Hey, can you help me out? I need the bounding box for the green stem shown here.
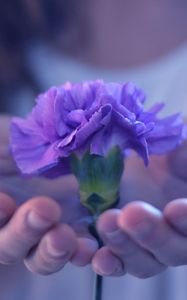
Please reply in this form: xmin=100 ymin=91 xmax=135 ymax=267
xmin=89 ymin=221 xmax=104 ymax=300
xmin=89 ymin=196 xmax=120 ymax=300
xmin=93 ymin=273 xmax=103 ymax=300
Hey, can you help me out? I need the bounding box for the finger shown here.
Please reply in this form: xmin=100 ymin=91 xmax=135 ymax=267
xmin=118 ymin=201 xmax=187 ymax=266
xmin=71 ymin=237 xmax=98 ymax=266
xmin=70 ymin=217 xmax=99 ymax=266
xmin=24 ymin=224 xmax=77 ymax=275
xmin=0 ymin=193 xmax=16 ymax=226
xmin=97 ymin=209 xmax=165 ymax=278
xmin=164 ymin=198 xmax=187 ymax=235
xmin=92 ymin=246 xmax=125 ymax=277
xmin=0 ymin=196 xmax=61 ymax=264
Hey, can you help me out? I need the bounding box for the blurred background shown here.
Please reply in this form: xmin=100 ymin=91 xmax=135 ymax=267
xmin=0 ymin=0 xmax=84 ymax=114
xmin=1 ymin=0 xmax=187 ymax=116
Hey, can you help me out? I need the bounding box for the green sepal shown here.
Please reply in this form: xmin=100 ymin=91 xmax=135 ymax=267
xmin=71 ymin=147 xmax=124 ymax=216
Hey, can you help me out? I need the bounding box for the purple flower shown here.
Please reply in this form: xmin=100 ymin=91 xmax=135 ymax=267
xmin=10 ymin=80 xmax=186 ymax=176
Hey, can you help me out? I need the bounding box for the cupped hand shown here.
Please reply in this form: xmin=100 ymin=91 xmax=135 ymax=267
xmin=2 ymin=114 xmax=187 ymax=279
xmin=92 ymin=144 xmax=187 ymax=278
xmin=0 ymin=115 xmax=98 ymax=275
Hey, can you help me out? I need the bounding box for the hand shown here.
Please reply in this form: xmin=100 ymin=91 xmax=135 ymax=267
xmin=2 ymin=114 xmax=187 ymax=278
xmin=92 ymin=145 xmax=187 ymax=278
xmin=0 ymin=115 xmax=98 ymax=275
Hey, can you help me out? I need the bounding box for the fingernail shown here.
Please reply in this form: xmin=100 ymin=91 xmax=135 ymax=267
xmin=94 ymin=259 xmax=122 ymax=276
xmin=47 ymin=243 xmax=69 ymax=258
xmin=27 ymin=211 xmax=52 ymax=230
xmin=105 ymin=230 xmax=128 ymax=244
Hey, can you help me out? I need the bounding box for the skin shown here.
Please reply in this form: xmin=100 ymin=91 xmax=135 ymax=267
xmin=93 ymin=150 xmax=187 ymax=277
xmin=0 ymin=116 xmax=98 ymax=274
xmin=1 ymin=115 xmax=187 ymax=278
xmin=1 ymin=0 xmax=187 ymax=280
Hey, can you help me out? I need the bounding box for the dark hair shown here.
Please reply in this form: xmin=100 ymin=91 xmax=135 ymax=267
xmin=0 ymin=0 xmax=81 ymax=111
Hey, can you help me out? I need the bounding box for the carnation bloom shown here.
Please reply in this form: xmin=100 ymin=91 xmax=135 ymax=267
xmin=10 ymin=80 xmax=186 ymax=177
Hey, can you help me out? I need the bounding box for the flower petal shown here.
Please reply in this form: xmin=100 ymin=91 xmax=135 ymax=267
xmin=10 ymin=119 xmax=61 ymax=174
xmin=120 ymin=82 xmax=146 ymax=116
xmin=147 ymin=113 xmax=186 ymax=154
xmin=75 ymin=104 xmax=112 ymax=148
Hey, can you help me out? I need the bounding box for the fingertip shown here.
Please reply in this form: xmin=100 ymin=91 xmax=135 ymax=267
xmin=20 ymin=196 xmax=62 ymax=223
xmin=92 ymin=247 xmax=125 ymax=277
xmin=164 ymin=198 xmax=187 ymax=217
xmin=118 ymin=201 xmax=161 ymax=231
xmin=164 ymin=198 xmax=187 ymax=232
xmin=96 ymin=209 xmax=121 ymax=234
xmin=71 ymin=237 xmax=98 ymax=266
xmin=47 ymin=224 xmax=77 ymax=255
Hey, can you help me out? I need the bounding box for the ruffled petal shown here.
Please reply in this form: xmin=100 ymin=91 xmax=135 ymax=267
xmin=120 ymin=82 xmax=146 ymax=116
xmin=10 ymin=119 xmax=61 ymax=174
xmin=74 ymin=104 xmax=112 ymax=148
xmin=10 ymin=80 xmax=186 ymax=176
xmin=146 ymin=113 xmax=186 ymax=154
